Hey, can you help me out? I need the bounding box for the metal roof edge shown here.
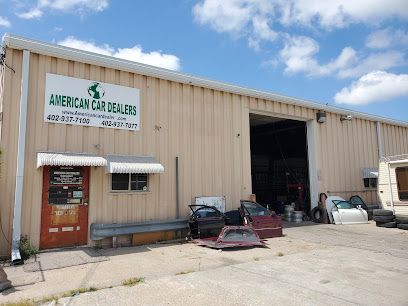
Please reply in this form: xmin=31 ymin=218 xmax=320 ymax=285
xmin=3 ymin=33 xmax=408 ymax=128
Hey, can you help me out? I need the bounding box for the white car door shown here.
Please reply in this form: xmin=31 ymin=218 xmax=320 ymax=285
xmin=333 ymin=201 xmax=368 ymax=224
xmin=325 ymin=196 xmax=345 ymax=224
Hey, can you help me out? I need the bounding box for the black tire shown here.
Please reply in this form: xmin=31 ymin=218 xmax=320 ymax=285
xmin=373 ymin=215 xmax=394 ymax=223
xmin=373 ymin=209 xmax=393 ymax=216
xmin=377 ymin=221 xmax=397 ymax=228
xmin=397 ymin=223 xmax=408 ymax=230
xmin=395 ymin=216 xmax=408 ymax=224
xmin=310 ymin=207 xmax=324 ymax=223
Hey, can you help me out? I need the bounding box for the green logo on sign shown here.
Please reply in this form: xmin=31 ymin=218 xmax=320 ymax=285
xmin=87 ymin=82 xmax=105 ymax=99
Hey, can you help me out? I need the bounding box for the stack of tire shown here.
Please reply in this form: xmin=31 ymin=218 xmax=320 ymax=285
xmin=373 ymin=209 xmax=396 ymax=228
xmin=395 ymin=215 xmax=408 ymax=230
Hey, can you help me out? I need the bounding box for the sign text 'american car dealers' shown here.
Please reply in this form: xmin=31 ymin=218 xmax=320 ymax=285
xmin=44 ymin=73 xmax=140 ymax=131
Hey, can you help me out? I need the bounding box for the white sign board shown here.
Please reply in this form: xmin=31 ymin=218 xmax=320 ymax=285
xmin=44 ymin=73 xmax=140 ymax=131
xmin=195 ymin=196 xmax=226 ymax=212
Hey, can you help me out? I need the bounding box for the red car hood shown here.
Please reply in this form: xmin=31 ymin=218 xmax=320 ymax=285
xmin=194 ymin=226 xmax=265 ymax=249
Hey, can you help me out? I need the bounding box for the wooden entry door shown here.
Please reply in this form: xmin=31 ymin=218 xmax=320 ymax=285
xmin=40 ymin=166 xmax=89 ymax=249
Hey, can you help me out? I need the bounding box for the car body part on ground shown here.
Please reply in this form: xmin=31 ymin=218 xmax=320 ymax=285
xmin=188 ymin=205 xmax=227 ymax=239
xmin=194 ymin=226 xmax=264 ymax=249
xmin=239 ymin=201 xmax=283 ymax=239
xmin=325 ymin=196 xmax=368 ymax=224
xmin=188 ymin=205 xmax=269 ymax=248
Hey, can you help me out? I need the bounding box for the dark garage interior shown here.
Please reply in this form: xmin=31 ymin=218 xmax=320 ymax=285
xmin=250 ymin=114 xmax=310 ymax=214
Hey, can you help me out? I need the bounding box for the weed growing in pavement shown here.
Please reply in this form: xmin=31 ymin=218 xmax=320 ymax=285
xmin=19 ymin=235 xmax=39 ymax=260
xmin=61 ymin=286 xmax=100 ymax=298
xmin=277 ymin=252 xmax=284 ymax=257
xmin=122 ymin=277 xmax=144 ymax=287
xmin=254 ymin=257 xmax=260 ymax=261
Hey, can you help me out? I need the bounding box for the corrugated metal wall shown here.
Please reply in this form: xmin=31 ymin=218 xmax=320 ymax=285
xmin=1 ymin=48 xmax=408 ymax=255
xmin=382 ymin=123 xmax=408 ymax=157
xmin=317 ymin=114 xmax=380 ymax=203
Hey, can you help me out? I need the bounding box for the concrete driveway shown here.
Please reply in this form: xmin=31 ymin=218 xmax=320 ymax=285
xmin=2 ymin=222 xmax=408 ymax=305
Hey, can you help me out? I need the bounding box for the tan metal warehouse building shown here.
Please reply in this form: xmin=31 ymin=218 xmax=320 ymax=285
xmin=1 ymin=34 xmax=408 ymax=260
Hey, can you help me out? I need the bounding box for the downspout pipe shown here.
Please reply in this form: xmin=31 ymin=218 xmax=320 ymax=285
xmin=11 ymin=49 xmax=30 ymax=264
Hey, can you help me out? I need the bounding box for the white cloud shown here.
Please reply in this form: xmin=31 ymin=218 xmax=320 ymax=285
xmin=193 ymin=0 xmax=408 ymax=44
xmin=279 ymin=35 xmax=358 ymax=77
xmin=17 ymin=0 xmax=108 ymax=19
xmin=193 ymin=0 xmax=277 ymax=50
xmin=337 ymin=51 xmax=404 ymax=78
xmin=0 ymin=16 xmax=11 ymax=27
xmin=58 ymin=37 xmax=114 ymax=55
xmin=279 ymin=36 xmax=322 ymax=75
xmin=279 ymin=35 xmax=404 ymax=78
xmin=17 ymin=8 xmax=43 ymax=19
xmin=366 ymin=28 xmax=408 ymax=49
xmin=58 ymin=37 xmax=181 ymax=71
xmin=114 ymin=47 xmax=181 ymax=70
xmin=249 ymin=15 xmax=278 ymax=50
xmin=334 ymin=71 xmax=408 ymax=105
xmin=40 ymin=0 xmax=108 ymax=12
xmin=277 ymin=0 xmax=408 ymax=29
xmin=193 ymin=0 xmax=253 ymax=34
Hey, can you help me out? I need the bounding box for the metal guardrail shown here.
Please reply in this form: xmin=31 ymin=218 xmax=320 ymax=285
xmin=90 ymin=219 xmax=189 ymax=240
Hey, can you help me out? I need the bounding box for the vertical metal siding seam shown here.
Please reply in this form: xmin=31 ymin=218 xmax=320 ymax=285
xmin=376 ymin=122 xmax=384 ymax=159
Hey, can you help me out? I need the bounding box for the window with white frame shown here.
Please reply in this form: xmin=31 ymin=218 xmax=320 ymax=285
xmin=111 ymin=173 xmax=149 ymax=192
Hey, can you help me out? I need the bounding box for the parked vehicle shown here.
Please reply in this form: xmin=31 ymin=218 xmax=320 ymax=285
xmin=325 ymin=196 xmax=368 ymax=224
xmin=378 ymin=155 xmax=408 ymax=217
xmin=239 ymin=200 xmax=283 ymax=238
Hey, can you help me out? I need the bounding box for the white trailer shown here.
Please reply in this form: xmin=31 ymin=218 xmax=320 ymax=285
xmin=378 ymin=155 xmax=408 ymax=216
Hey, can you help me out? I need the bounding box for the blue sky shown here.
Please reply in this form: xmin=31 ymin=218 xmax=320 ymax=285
xmin=1 ymin=0 xmax=408 ymax=121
